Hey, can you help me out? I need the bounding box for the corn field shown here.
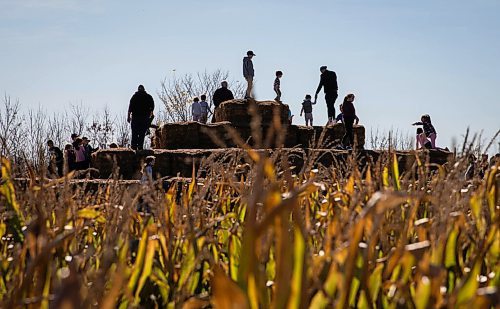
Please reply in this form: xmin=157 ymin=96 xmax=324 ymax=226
xmin=0 ymin=148 xmax=499 ymax=308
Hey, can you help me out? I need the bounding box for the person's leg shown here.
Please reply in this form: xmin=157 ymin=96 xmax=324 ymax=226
xmin=131 ymin=122 xmax=138 ymax=150
xmin=342 ymin=118 xmax=354 ymax=147
xmin=429 ymin=133 xmax=436 ymax=148
xmin=325 ymin=93 xmax=336 ymax=122
xmin=245 ymin=77 xmax=253 ymax=98
xmin=137 ymin=120 xmax=148 ymax=150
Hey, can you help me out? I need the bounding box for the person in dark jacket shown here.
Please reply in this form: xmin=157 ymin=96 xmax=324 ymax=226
xmin=314 ymin=66 xmax=338 ymax=125
xmin=128 ymin=85 xmax=154 ymax=150
xmin=47 ymin=140 xmax=64 ymax=177
xmin=341 ymin=93 xmax=357 ymax=148
xmin=243 ymin=50 xmax=256 ymax=99
xmin=212 ymin=81 xmax=234 ymax=122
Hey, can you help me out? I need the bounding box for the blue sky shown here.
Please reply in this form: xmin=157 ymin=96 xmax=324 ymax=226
xmin=1 ymin=0 xmax=499 ymax=151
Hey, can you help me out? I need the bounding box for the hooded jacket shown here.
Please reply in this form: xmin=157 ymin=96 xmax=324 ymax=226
xmin=243 ymin=57 xmax=254 ymax=78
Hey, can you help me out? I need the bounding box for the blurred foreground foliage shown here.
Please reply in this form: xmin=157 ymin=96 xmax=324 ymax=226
xmin=0 ymin=150 xmax=499 ymax=308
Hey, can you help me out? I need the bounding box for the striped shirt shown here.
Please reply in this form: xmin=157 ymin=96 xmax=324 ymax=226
xmin=274 ymin=77 xmax=280 ymax=90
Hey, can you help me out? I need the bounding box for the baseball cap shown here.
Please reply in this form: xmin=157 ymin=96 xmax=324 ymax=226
xmin=320 ymin=66 xmax=327 ymax=71
xmin=247 ymin=50 xmax=256 ymax=56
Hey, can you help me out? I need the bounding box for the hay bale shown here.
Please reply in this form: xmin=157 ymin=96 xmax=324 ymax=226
xmin=215 ymin=99 xmax=290 ymax=127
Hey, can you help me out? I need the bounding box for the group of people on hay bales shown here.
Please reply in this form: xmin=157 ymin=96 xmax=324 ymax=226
xmin=46 ymin=134 xmax=96 ymax=177
xmin=46 ymin=50 xmax=499 ymax=182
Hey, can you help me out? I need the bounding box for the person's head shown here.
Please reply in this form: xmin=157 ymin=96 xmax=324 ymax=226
xmin=201 ymin=94 xmax=207 ymax=101
xmin=339 ymin=104 xmax=344 ymax=112
xmin=47 ymin=140 xmax=54 ymax=147
xmin=416 ymin=128 xmax=423 ymax=135
xmin=320 ymin=66 xmax=327 ymax=73
xmin=344 ymin=93 xmax=355 ymax=103
xmin=193 ymin=97 xmax=199 ymax=102
xmin=71 ymin=133 xmax=78 ymax=141
xmin=82 ymin=137 xmax=90 ymax=145
xmin=73 ymin=138 xmax=82 ymax=147
xmin=138 ymin=84 xmax=145 ymax=92
xmin=109 ymin=143 xmax=118 ymax=148
xmin=421 ymin=114 xmax=431 ymax=123
xmin=64 ymin=144 xmax=72 ymax=151
xmin=246 ymin=50 xmax=256 ymax=58
xmin=221 ymin=80 xmax=228 ymax=88
xmin=276 ymin=70 xmax=283 ymax=78
xmin=305 ymin=94 xmax=311 ymax=100
xmin=481 ymin=154 xmax=488 ymax=162
xmin=145 ymin=155 xmax=155 ymax=166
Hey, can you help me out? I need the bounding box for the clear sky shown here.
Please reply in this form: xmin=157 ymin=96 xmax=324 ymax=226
xmin=1 ymin=0 xmax=499 ymax=151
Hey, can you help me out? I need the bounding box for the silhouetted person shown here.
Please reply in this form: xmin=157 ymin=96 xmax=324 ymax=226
xmin=243 ymin=50 xmax=256 ymax=99
xmin=128 ymin=85 xmax=154 ymax=150
xmin=341 ymin=93 xmax=357 ymax=149
xmin=212 ymin=81 xmax=234 ymax=122
xmin=64 ymin=144 xmax=76 ymax=173
xmin=274 ymin=70 xmax=283 ymax=102
xmin=314 ymin=66 xmax=338 ymax=124
xmin=47 ymin=140 xmax=64 ymax=177
xmin=82 ymin=137 xmax=93 ymax=168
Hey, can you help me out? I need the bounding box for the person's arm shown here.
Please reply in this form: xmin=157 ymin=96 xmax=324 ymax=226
xmin=243 ymin=59 xmax=249 ymax=78
xmin=315 ymin=77 xmax=324 ymax=98
xmin=228 ymin=90 xmax=234 ymax=100
xmin=150 ymin=95 xmax=155 ymax=117
xmin=128 ymin=97 xmax=133 ymax=123
xmin=412 ymin=121 xmax=423 ymax=125
xmin=300 ymin=106 xmax=304 ymax=116
xmin=355 ymin=115 xmax=359 ymax=125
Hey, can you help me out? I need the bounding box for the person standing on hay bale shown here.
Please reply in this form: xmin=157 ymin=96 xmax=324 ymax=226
xmin=191 ymin=97 xmax=202 ymax=122
xmin=212 ymin=80 xmax=234 ymax=122
xmin=243 ymin=50 xmax=256 ymax=99
xmin=300 ymin=94 xmax=315 ymax=127
xmin=274 ymin=70 xmax=283 ymax=102
xmin=128 ymin=84 xmax=155 ymax=150
xmin=341 ymin=93 xmax=357 ymax=149
xmin=314 ymin=65 xmax=338 ymax=125
xmin=199 ymin=94 xmax=210 ymax=124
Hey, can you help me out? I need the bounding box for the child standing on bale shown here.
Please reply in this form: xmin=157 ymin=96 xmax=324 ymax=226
xmin=300 ymin=94 xmax=315 ymax=126
xmin=199 ymin=95 xmax=210 ymax=124
xmin=274 ymin=71 xmax=283 ymax=102
xmin=191 ymin=97 xmax=201 ymax=122
xmin=412 ymin=114 xmax=437 ymax=148
xmin=341 ymin=93 xmax=358 ymax=149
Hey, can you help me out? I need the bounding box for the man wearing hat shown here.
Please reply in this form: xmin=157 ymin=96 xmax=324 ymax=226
xmin=128 ymin=84 xmax=155 ymax=150
xmin=315 ymin=66 xmax=338 ymax=125
xmin=243 ymin=50 xmax=256 ymax=99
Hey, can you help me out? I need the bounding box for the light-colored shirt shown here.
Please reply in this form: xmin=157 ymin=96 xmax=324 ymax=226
xmin=141 ymin=165 xmax=153 ymax=184
xmin=200 ymin=101 xmax=209 ymax=115
xmin=192 ymin=101 xmax=201 ymax=116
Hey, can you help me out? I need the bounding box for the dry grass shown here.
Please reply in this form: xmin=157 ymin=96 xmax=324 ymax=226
xmin=1 ymin=139 xmax=499 ymax=309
